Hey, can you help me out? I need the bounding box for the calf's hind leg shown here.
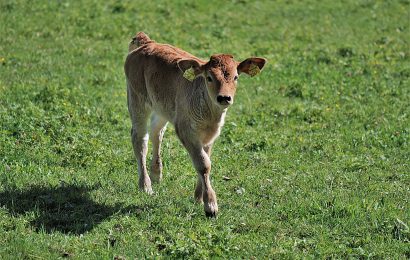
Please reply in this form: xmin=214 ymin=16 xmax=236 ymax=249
xmin=150 ymin=113 xmax=168 ymax=183
xmin=128 ymin=88 xmax=152 ymax=194
xmin=131 ymin=123 xmax=152 ymax=194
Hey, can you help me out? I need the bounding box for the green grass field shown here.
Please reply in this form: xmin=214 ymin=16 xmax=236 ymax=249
xmin=1 ymin=0 xmax=409 ymax=258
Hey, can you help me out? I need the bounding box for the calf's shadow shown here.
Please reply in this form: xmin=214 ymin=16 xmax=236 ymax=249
xmin=0 ymin=184 xmax=144 ymax=235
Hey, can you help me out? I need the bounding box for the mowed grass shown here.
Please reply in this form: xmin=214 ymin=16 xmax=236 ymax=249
xmin=0 ymin=0 xmax=409 ymax=258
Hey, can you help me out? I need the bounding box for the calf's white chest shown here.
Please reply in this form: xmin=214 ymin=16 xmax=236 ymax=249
xmin=194 ymin=111 xmax=226 ymax=145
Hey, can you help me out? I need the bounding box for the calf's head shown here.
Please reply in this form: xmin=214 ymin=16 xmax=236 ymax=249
xmin=178 ymin=54 xmax=266 ymax=108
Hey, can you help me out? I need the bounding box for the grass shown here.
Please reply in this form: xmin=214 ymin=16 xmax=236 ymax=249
xmin=0 ymin=0 xmax=409 ymax=258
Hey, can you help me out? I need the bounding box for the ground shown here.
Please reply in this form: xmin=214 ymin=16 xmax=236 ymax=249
xmin=0 ymin=0 xmax=409 ymax=258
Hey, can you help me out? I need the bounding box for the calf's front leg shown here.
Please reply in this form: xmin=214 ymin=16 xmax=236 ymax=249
xmin=195 ymin=143 xmax=214 ymax=203
xmin=176 ymin=128 xmax=218 ymax=216
xmin=192 ymin=148 xmax=218 ymax=217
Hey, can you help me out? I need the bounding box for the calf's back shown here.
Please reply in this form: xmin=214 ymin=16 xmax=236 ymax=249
xmin=125 ymin=39 xmax=205 ymax=121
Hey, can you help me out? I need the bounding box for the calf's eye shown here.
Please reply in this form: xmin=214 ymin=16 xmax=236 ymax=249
xmin=234 ymin=75 xmax=238 ymax=81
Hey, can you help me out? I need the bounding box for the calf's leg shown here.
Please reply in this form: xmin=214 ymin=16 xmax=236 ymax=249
xmin=176 ymin=127 xmax=218 ymax=216
xmin=128 ymin=87 xmax=152 ymax=194
xmin=204 ymin=143 xmax=213 ymax=157
xmin=131 ymin=123 xmax=152 ymax=194
xmin=194 ymin=149 xmax=218 ymax=217
xmin=150 ymin=113 xmax=168 ymax=183
xmin=195 ymin=143 xmax=213 ymax=203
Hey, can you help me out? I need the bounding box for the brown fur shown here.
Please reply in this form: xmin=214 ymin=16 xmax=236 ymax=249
xmin=124 ymin=32 xmax=266 ymax=216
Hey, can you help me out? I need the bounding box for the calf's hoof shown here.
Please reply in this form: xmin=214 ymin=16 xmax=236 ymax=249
xmin=149 ymin=173 xmax=162 ymax=183
xmin=139 ymin=179 xmax=153 ymax=195
xmin=144 ymin=187 xmax=154 ymax=195
xmin=150 ymin=161 xmax=162 ymax=183
xmin=204 ymin=202 xmax=218 ymax=218
xmin=139 ymin=185 xmax=153 ymax=195
xmin=205 ymin=210 xmax=217 ymax=218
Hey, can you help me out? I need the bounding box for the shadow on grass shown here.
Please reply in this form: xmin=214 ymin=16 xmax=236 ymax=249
xmin=0 ymin=184 xmax=146 ymax=235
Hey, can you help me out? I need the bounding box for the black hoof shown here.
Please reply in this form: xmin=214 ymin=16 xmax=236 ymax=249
xmin=205 ymin=211 xmax=217 ymax=218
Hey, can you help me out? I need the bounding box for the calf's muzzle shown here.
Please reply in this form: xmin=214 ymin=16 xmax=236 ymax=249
xmin=216 ymin=95 xmax=232 ymax=105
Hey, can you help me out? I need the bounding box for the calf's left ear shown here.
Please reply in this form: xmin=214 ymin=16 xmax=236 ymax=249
xmin=237 ymin=57 xmax=267 ymax=77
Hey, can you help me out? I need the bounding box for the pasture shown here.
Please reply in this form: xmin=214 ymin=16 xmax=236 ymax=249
xmin=0 ymin=0 xmax=409 ymax=258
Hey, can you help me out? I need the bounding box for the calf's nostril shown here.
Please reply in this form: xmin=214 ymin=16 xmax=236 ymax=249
xmin=217 ymin=95 xmax=232 ymax=104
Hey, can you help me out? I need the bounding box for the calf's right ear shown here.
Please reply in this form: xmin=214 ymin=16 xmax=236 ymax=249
xmin=177 ymin=59 xmax=204 ymax=74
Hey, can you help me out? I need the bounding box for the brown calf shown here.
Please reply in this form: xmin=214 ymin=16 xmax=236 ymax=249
xmin=124 ymin=32 xmax=266 ymax=216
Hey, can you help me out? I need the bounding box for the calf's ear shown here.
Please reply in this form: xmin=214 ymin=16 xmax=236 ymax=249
xmin=178 ymin=59 xmax=206 ymax=82
xmin=177 ymin=59 xmax=204 ymax=74
xmin=237 ymin=57 xmax=267 ymax=77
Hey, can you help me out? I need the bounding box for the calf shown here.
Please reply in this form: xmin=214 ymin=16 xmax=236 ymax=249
xmin=124 ymin=32 xmax=266 ymax=216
